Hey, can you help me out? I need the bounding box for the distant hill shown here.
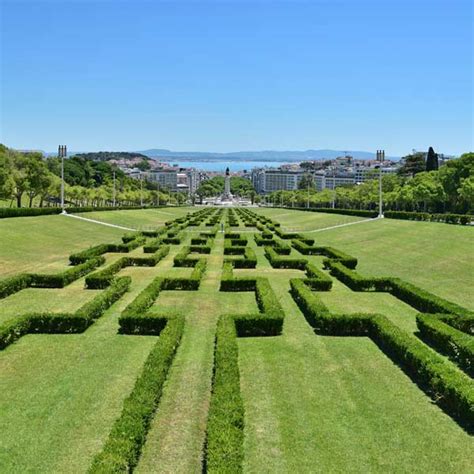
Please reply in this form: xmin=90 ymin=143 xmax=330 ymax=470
xmin=137 ymin=148 xmax=399 ymax=161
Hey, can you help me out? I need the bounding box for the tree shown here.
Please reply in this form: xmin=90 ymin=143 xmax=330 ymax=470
xmin=25 ymin=154 xmax=52 ymax=207
xmin=298 ymin=173 xmax=314 ymax=190
xmin=426 ymin=147 xmax=439 ymax=171
xmin=0 ymin=145 xmax=14 ymax=200
xmin=398 ymin=153 xmax=426 ymax=177
xmin=136 ymin=159 xmax=151 ymax=171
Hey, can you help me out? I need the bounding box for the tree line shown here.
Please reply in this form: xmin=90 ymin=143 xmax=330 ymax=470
xmin=0 ymin=145 xmax=187 ymax=208
xmin=266 ymin=153 xmax=473 ymax=214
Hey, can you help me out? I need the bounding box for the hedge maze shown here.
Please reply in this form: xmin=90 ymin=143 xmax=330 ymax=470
xmin=0 ymin=206 xmax=472 ymax=471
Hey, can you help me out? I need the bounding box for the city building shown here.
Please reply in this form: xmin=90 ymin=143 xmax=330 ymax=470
xmin=251 ymin=168 xmax=304 ymax=194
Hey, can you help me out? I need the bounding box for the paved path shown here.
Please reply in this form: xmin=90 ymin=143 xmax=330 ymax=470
xmin=63 ymin=213 xmax=137 ymax=231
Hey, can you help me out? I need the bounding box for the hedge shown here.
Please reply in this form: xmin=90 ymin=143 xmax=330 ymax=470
xmin=205 ymin=316 xmax=244 ymax=473
xmin=264 ymin=247 xmax=307 ymax=269
xmin=206 ymin=264 xmax=287 ymax=471
xmin=0 ymin=257 xmax=105 ymax=297
xmin=384 ymin=211 xmax=472 ymax=225
xmin=292 ymin=241 xmax=358 ymax=269
xmin=164 ymin=259 xmax=207 ymax=290
xmin=69 ymin=244 xmax=112 ymax=264
xmin=417 ymin=314 xmax=474 ymax=377
xmin=326 ymin=261 xmax=473 ymax=334
xmin=0 ymin=277 xmax=130 ymax=350
xmin=89 ymin=315 xmax=184 ymax=472
xmin=290 ymin=278 xmax=474 ymax=429
xmin=0 ymin=274 xmax=31 ymax=299
xmin=0 ymin=205 xmax=175 ymax=219
xmin=292 ymin=206 xmax=378 ymax=218
xmin=224 ymin=248 xmax=257 ymax=269
xmin=86 ymin=246 xmax=170 ymax=289
xmin=28 ymin=257 xmax=105 ymax=288
xmin=305 ymin=263 xmax=333 ymax=291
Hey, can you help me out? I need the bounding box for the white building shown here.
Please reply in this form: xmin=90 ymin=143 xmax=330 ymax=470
xmin=251 ymin=168 xmax=304 ymax=194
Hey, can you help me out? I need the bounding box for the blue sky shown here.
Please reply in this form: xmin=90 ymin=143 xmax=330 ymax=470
xmin=1 ymin=0 xmax=472 ymax=156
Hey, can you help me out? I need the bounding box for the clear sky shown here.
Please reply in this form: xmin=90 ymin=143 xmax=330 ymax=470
xmin=1 ymin=0 xmax=472 ymax=156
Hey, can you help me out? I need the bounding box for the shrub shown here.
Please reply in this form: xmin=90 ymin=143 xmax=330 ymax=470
xmin=89 ymin=316 xmax=184 ymax=472
xmin=417 ymin=314 xmax=474 ymax=376
xmin=0 ymin=276 xmax=130 ymax=350
xmin=28 ymin=257 xmax=105 ymax=288
xmin=264 ymin=247 xmax=307 ymax=269
xmin=289 ymin=278 xmax=474 ymax=428
xmin=205 ymin=316 xmax=244 ymax=473
xmin=305 ymin=263 xmax=333 ymax=290
xmin=0 ymin=274 xmax=32 ymax=299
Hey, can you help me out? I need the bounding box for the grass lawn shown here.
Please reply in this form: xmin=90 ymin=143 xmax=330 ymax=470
xmin=0 ymin=208 xmax=472 ymax=472
xmin=74 ymin=207 xmax=195 ymax=230
xmin=253 ymin=207 xmax=365 ymax=231
xmin=0 ymin=268 xmax=159 ymax=472
xmin=0 ymin=215 xmax=124 ymax=276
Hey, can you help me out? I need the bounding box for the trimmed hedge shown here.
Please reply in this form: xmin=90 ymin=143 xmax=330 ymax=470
xmin=290 ymin=206 xmax=378 ymax=218
xmin=0 ymin=257 xmax=105 ymax=297
xmin=206 ymin=259 xmax=287 ymax=471
xmin=264 ymin=247 xmax=307 ymax=269
xmin=28 ymin=257 xmax=105 ymax=288
xmin=89 ymin=315 xmax=184 ymax=472
xmin=224 ymin=248 xmax=257 ymax=269
xmin=292 ymin=241 xmax=358 ymax=269
xmin=205 ymin=316 xmax=244 ymax=473
xmin=86 ymin=246 xmax=170 ymax=289
xmin=290 ymin=278 xmax=474 ymax=429
xmin=0 ymin=274 xmax=31 ymax=299
xmin=69 ymin=244 xmax=111 ymax=264
xmin=417 ymin=314 xmax=474 ymax=377
xmin=326 ymin=261 xmax=473 ymax=334
xmin=0 ymin=277 xmax=130 ymax=350
xmin=384 ymin=211 xmax=472 ymax=225
xmin=305 ymin=263 xmax=333 ymax=290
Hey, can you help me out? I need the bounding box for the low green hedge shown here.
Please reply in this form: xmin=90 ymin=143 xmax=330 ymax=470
xmin=0 ymin=257 xmax=106 ymax=296
xmin=417 ymin=314 xmax=474 ymax=377
xmin=89 ymin=315 xmax=184 ymax=472
xmin=290 ymin=278 xmax=474 ymax=429
xmin=224 ymin=248 xmax=257 ymax=268
xmin=305 ymin=263 xmax=333 ymax=290
xmin=69 ymin=244 xmax=111 ymax=264
xmin=86 ymin=246 xmax=170 ymax=289
xmin=27 ymin=257 xmax=105 ymax=288
xmin=326 ymin=262 xmax=473 ymax=334
xmin=384 ymin=211 xmax=472 ymax=225
xmin=205 ymin=316 xmax=244 ymax=473
xmin=0 ymin=274 xmax=31 ymax=299
xmin=292 ymin=207 xmax=378 ymax=218
xmin=0 ymin=277 xmax=130 ymax=350
xmin=264 ymin=247 xmax=307 ymax=269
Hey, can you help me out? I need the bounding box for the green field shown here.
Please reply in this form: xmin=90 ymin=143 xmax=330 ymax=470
xmin=0 ymin=207 xmax=472 ymax=472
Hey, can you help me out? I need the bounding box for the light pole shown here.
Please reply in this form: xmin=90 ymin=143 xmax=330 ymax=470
xmin=58 ymin=145 xmax=67 ymax=214
xmin=140 ymin=172 xmax=143 ymax=207
xmin=113 ymin=170 xmax=116 ymax=207
xmin=377 ymin=149 xmax=385 ymax=218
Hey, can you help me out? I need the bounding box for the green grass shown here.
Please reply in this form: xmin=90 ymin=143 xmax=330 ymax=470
xmin=75 ymin=207 xmax=195 ymax=230
xmin=253 ymin=207 xmax=365 ymax=231
xmin=0 ymin=214 xmax=124 ymax=276
xmin=0 ymin=208 xmax=472 ymax=472
xmin=0 ymin=268 xmax=158 ymax=472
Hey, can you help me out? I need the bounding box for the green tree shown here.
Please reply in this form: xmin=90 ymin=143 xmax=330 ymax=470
xmin=298 ymin=173 xmax=314 ymax=190
xmin=426 ymin=147 xmax=439 ymax=171
xmin=136 ymin=159 xmax=151 ymax=171
xmin=398 ymin=153 xmax=426 ymax=177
